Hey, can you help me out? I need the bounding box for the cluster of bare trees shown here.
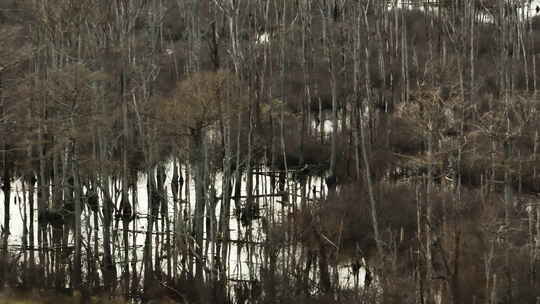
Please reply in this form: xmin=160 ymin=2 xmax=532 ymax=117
xmin=1 ymin=0 xmax=540 ymax=303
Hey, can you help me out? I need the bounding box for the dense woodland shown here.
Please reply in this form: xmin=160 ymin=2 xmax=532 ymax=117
xmin=1 ymin=0 xmax=540 ymax=303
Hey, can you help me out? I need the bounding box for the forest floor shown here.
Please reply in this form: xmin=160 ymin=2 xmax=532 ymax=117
xmin=0 ymin=293 xmax=179 ymax=304
xmin=0 ymin=292 xmax=126 ymax=304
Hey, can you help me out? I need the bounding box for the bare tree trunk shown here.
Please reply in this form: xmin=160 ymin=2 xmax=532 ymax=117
xmin=361 ymin=3 xmax=383 ymax=259
xmin=131 ymin=174 xmax=139 ymax=296
xmin=1 ymin=153 xmax=10 ymax=290
xmin=99 ymin=150 xmax=116 ymax=292
xmin=70 ymin=129 xmax=82 ymax=294
xmin=28 ymin=174 xmax=35 ymax=274
xmin=120 ymin=66 xmax=131 ymax=297
xmin=171 ymin=158 xmax=180 ymax=281
xmin=192 ymin=127 xmax=206 ymax=283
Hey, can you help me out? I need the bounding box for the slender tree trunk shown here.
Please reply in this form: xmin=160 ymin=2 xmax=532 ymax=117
xmin=1 ymin=162 xmax=10 ymax=290
xmin=192 ymin=127 xmax=206 ymax=283
xmin=361 ymin=3 xmax=383 ymax=259
xmin=71 ymin=129 xmax=82 ymax=294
